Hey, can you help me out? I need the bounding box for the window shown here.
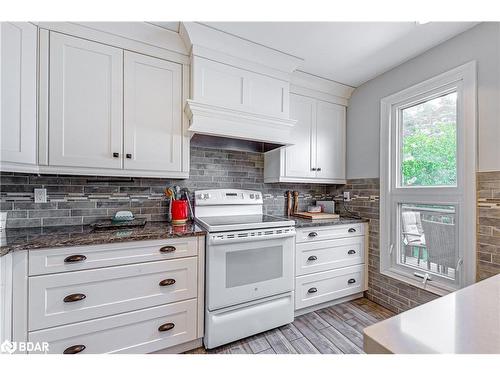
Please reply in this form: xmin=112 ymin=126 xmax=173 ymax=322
xmin=380 ymin=62 xmax=476 ymax=294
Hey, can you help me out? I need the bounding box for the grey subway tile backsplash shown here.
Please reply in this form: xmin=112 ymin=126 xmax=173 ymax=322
xmin=0 ymin=146 xmax=333 ymax=228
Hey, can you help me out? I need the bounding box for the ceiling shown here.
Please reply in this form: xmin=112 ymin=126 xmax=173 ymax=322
xmin=152 ymin=22 xmax=479 ymax=87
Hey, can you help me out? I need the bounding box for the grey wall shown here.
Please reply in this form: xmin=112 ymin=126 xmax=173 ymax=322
xmin=347 ymin=22 xmax=500 ymax=178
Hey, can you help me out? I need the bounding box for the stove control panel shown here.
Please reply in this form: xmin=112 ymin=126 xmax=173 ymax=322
xmin=194 ymin=189 xmax=263 ymax=206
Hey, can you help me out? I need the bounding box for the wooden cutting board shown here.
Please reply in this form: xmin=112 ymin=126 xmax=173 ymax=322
xmin=293 ymin=212 xmax=340 ymax=220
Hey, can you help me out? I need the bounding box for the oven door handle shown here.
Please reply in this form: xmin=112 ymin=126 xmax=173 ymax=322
xmin=209 ymin=229 xmax=296 ymax=245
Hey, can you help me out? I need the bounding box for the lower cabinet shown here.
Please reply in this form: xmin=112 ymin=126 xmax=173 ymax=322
xmin=18 ymin=236 xmax=205 ymax=354
xmin=29 ymin=299 xmax=197 ymax=354
xmin=294 ymin=223 xmax=368 ymax=313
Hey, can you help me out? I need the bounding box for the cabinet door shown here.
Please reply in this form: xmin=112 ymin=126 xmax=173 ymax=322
xmin=123 ymin=52 xmax=182 ymax=172
xmin=49 ymin=32 xmax=123 ymax=169
xmin=0 ymin=22 xmax=37 ymax=165
xmin=284 ymin=94 xmax=316 ymax=178
xmin=315 ymin=101 xmax=346 ymax=180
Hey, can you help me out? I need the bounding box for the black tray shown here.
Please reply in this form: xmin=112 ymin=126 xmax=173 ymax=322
xmin=91 ymin=218 xmax=147 ymax=230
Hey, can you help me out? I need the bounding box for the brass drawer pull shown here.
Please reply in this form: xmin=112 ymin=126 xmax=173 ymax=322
xmin=159 ymin=278 xmax=176 ymax=287
xmin=63 ymin=293 xmax=86 ymax=303
xmin=158 ymin=322 xmax=175 ymax=332
xmin=307 ymin=255 xmax=318 ymax=261
xmin=63 ymin=345 xmax=86 ymax=354
xmin=64 ymin=254 xmax=87 ymax=263
xmin=348 ymin=278 xmax=356 ymax=284
xmin=159 ymin=245 xmax=176 ymax=253
xmin=347 ymin=249 xmax=356 ymax=255
xmin=308 ymin=287 xmax=318 ymax=294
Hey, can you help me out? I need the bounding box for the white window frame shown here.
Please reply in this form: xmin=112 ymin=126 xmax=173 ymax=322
xmin=380 ymin=61 xmax=477 ymax=295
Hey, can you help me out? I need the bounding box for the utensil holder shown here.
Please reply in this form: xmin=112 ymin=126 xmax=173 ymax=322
xmin=171 ymin=199 xmax=188 ymax=225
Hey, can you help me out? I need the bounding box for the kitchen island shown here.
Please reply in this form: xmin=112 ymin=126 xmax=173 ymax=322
xmin=363 ymin=274 xmax=500 ymax=354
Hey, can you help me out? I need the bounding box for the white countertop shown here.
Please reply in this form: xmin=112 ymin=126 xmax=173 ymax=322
xmin=363 ymin=274 xmax=500 ymax=354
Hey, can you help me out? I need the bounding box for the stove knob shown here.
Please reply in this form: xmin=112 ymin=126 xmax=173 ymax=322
xmin=249 ymin=194 xmax=255 ymax=199
xmin=256 ymin=194 xmax=260 ymax=199
xmin=196 ymin=194 xmax=204 ymax=200
xmin=204 ymin=193 xmax=211 ymax=199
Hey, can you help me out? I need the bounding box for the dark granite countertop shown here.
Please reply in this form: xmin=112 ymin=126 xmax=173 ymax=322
xmin=0 ymin=221 xmax=206 ymax=257
xmin=277 ymin=215 xmax=368 ymax=229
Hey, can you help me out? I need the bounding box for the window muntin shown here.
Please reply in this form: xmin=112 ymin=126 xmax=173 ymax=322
xmin=399 ymin=91 xmax=458 ymax=187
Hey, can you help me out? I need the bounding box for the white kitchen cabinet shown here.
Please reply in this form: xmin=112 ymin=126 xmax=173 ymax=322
xmin=284 ymin=94 xmax=316 ymax=179
xmin=264 ymin=93 xmax=347 ymax=184
xmin=0 ymin=22 xmax=37 ymax=171
xmin=13 ymin=236 xmax=205 ymax=354
xmin=294 ymin=223 xmax=368 ymax=315
xmin=36 ymin=27 xmax=189 ymax=178
xmin=124 ymin=51 xmax=183 ymax=173
xmin=315 ymin=100 xmax=346 ymax=180
xmin=48 ymin=32 xmax=124 ymax=169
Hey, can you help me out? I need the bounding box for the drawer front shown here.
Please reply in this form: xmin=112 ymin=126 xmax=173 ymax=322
xmin=29 ymin=237 xmax=200 ymax=276
xmin=296 ymin=236 xmax=365 ymax=276
xmin=29 ymin=257 xmax=197 ymax=331
xmin=296 ymin=223 xmax=365 ymax=243
xmin=295 ymin=264 xmax=365 ymax=310
xmin=29 ymin=299 xmax=197 ymax=354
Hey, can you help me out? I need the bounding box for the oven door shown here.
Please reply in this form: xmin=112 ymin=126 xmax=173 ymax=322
xmin=206 ymin=227 xmax=295 ymax=311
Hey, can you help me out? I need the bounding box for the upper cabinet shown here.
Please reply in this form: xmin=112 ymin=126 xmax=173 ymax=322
xmin=48 ymin=33 xmax=124 ymax=170
xmin=264 ymin=72 xmax=353 ymax=184
xmin=123 ymin=51 xmax=183 ymax=173
xmin=36 ymin=26 xmax=189 ymax=178
xmin=0 ymin=22 xmax=37 ymax=171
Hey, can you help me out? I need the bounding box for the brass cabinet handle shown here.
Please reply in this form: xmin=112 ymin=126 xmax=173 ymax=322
xmin=348 ymin=278 xmax=356 ymax=284
xmin=159 ymin=278 xmax=176 ymax=287
xmin=126 ymin=153 xmax=132 ymax=159
xmin=308 ymin=287 xmax=318 ymax=294
xmin=307 ymin=255 xmax=318 ymax=261
xmin=64 ymin=254 xmax=87 ymax=263
xmin=348 ymin=228 xmax=356 ymax=233
xmin=347 ymin=249 xmax=356 ymax=255
xmin=63 ymin=293 xmax=86 ymax=303
xmin=63 ymin=345 xmax=86 ymax=354
xmin=113 ymin=152 xmax=119 ymax=158
xmin=158 ymin=322 xmax=175 ymax=332
xmin=308 ymin=232 xmax=318 ymax=238
xmin=159 ymin=245 xmax=176 ymax=253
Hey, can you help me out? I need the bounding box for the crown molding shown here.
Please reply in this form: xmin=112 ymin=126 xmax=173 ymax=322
xmin=180 ymin=22 xmax=303 ymax=78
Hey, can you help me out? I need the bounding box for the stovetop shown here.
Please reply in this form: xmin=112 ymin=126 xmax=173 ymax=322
xmin=195 ymin=214 xmax=295 ymax=232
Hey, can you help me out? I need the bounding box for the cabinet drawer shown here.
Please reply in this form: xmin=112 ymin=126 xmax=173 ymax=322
xmin=29 ymin=257 xmax=197 ymax=331
xmin=296 ymin=223 xmax=365 ymax=243
xmin=296 ymin=236 xmax=364 ymax=276
xmin=29 ymin=238 xmax=199 ymax=276
xmin=295 ymin=264 xmax=365 ymax=310
xmin=29 ymin=299 xmax=197 ymax=354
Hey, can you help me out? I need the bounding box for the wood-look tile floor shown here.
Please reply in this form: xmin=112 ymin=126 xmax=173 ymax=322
xmin=186 ymin=297 xmax=395 ymax=354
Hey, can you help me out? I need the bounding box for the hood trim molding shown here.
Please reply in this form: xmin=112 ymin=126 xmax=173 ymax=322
xmin=185 ymin=100 xmax=297 ymax=145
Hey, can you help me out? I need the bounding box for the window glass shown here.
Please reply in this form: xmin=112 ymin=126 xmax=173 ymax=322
xmin=398 ymin=203 xmax=457 ymax=280
xmin=400 ymin=92 xmax=457 ymax=187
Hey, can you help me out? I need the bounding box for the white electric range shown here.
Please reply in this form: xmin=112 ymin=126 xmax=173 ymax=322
xmin=194 ymin=189 xmax=296 ymax=349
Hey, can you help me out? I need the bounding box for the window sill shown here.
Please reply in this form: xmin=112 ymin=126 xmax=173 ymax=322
xmin=380 ymin=268 xmax=455 ymax=297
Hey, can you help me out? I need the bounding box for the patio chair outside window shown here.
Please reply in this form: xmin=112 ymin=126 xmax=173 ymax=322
xmin=401 ymin=211 xmax=426 ymax=266
xmin=421 ymin=219 xmax=457 ymax=276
